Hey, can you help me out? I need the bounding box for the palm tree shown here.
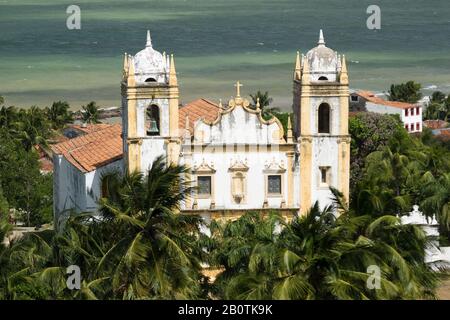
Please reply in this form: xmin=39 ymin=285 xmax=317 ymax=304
xmin=81 ymin=102 xmax=100 ymax=124
xmin=421 ymin=173 xmax=450 ymax=230
xmin=211 ymin=189 xmax=438 ymax=300
xmin=46 ymin=101 xmax=73 ymax=130
xmin=96 ymin=156 xmax=206 ymax=299
xmin=249 ymin=91 xmax=279 ymax=118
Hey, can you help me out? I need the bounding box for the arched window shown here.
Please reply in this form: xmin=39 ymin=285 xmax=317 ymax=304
xmin=145 ymin=77 xmax=157 ymax=83
xmin=146 ymin=104 xmax=160 ymax=136
xmin=318 ymin=76 xmax=328 ymax=81
xmin=318 ymin=103 xmax=331 ymax=134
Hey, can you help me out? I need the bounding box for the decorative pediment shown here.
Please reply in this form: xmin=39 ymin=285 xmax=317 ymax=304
xmin=264 ymin=158 xmax=286 ymax=173
xmin=194 ymin=82 xmax=286 ymax=144
xmin=229 ymin=158 xmax=249 ymax=172
xmin=193 ymin=159 xmax=216 ymax=173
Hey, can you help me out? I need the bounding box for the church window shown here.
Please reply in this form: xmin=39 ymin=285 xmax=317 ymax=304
xmin=197 ymin=176 xmax=212 ymax=196
xmin=318 ymin=76 xmax=329 ymax=81
xmin=146 ymin=105 xmax=160 ymax=136
xmin=318 ymin=103 xmax=331 ymax=134
xmin=145 ymin=77 xmax=157 ymax=83
xmin=267 ymin=175 xmax=282 ymax=195
xmin=320 ymin=167 xmax=330 ymax=186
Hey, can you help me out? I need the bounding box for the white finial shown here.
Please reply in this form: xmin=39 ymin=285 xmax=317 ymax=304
xmin=318 ymin=29 xmax=325 ymax=46
xmin=146 ymin=30 xmax=152 ymax=48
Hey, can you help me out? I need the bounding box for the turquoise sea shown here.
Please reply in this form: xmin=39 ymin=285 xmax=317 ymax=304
xmin=0 ymin=0 xmax=449 ymax=110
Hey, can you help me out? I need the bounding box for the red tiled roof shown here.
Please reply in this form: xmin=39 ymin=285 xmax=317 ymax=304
xmin=356 ymin=91 xmax=418 ymax=110
xmin=423 ymin=120 xmax=448 ymax=130
xmin=52 ymin=124 xmax=123 ymax=173
xmin=39 ymin=158 xmax=53 ymax=173
xmin=69 ymin=123 xmax=112 ymax=134
xmin=179 ymin=99 xmax=221 ymax=133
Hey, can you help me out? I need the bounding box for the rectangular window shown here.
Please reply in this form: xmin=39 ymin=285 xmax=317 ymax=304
xmin=267 ymin=175 xmax=282 ymax=194
xmin=416 ymin=107 xmax=420 ymax=115
xmin=405 ymin=124 xmax=409 ymax=131
xmin=405 ymin=109 xmax=409 ymax=117
xmin=197 ymin=176 xmax=212 ymax=195
xmin=416 ymin=122 xmax=420 ymax=131
xmin=410 ymin=124 xmax=414 ymax=132
xmin=411 ymin=108 xmax=414 ymax=116
xmin=320 ymin=167 xmax=330 ymax=185
xmin=351 ymin=95 xmax=359 ymax=102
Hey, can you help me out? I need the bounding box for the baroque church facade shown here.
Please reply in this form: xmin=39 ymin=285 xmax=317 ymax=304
xmin=52 ymin=30 xmax=350 ymax=224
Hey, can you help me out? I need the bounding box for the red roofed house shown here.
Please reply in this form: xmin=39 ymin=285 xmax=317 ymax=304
xmin=51 ymin=124 xmax=123 ymax=221
xmin=349 ymin=91 xmax=422 ymax=133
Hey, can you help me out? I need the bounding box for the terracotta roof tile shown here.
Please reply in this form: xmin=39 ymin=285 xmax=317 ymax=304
xmin=424 ymin=120 xmax=448 ymax=130
xmin=52 ymin=124 xmax=123 ymax=173
xmin=356 ymin=91 xmax=418 ymax=110
xmin=179 ymin=98 xmax=221 ymax=133
xmin=69 ymin=123 xmax=112 ymax=134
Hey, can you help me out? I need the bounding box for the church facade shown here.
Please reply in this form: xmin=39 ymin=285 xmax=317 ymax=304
xmin=52 ymin=30 xmax=350 ymax=224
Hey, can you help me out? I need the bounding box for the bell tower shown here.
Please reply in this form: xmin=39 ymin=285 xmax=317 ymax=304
xmin=293 ymin=30 xmax=350 ymax=214
xmin=121 ymin=31 xmax=180 ymax=173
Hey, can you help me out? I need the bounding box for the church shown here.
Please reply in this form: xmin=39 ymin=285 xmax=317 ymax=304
xmin=52 ymin=30 xmax=350 ymax=225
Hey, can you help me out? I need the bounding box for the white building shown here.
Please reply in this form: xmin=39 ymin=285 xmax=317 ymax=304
xmin=53 ymin=30 xmax=350 ymax=223
xmin=349 ymin=91 xmax=423 ymax=133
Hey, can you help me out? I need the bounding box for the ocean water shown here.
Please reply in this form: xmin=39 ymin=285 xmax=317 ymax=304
xmin=0 ymin=0 xmax=449 ymax=110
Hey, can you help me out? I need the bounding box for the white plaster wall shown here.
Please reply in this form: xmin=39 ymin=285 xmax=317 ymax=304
xmin=195 ymin=106 xmax=281 ymax=145
xmin=187 ymin=150 xmax=290 ymax=210
xmin=366 ymin=103 xmax=402 ymax=117
xmin=53 ymin=155 xmax=87 ymax=221
xmin=85 ymin=159 xmax=124 ymax=212
xmin=140 ymin=138 xmax=167 ymax=172
xmin=311 ymin=137 xmax=339 ymax=210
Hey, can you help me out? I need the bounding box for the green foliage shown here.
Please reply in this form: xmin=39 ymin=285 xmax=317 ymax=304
xmin=81 ymin=101 xmax=100 ymax=124
xmin=387 ymin=81 xmax=422 ymax=103
xmin=424 ymin=91 xmax=450 ymax=121
xmin=45 ymin=101 xmax=73 ymax=129
xmin=208 ymin=191 xmax=438 ymax=300
xmin=272 ymin=111 xmax=293 ymax=139
xmin=249 ymin=91 xmax=280 ymax=118
xmin=349 ymin=112 xmax=403 ymax=196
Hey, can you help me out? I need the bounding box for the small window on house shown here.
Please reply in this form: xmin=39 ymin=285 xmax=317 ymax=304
xmin=405 ymin=109 xmax=409 ymax=117
xmin=416 ymin=122 xmax=420 ymax=131
xmin=318 ymin=76 xmax=328 ymax=81
xmin=410 ymin=124 xmax=414 ymax=132
xmin=146 ymin=105 xmax=160 ymax=136
xmin=267 ymin=175 xmax=282 ymax=195
xmin=197 ymin=176 xmax=212 ymax=196
xmin=320 ymin=167 xmax=330 ymax=185
xmin=351 ymin=95 xmax=359 ymax=102
xmin=405 ymin=124 xmax=409 ymax=131
xmin=145 ymin=78 xmax=157 ymax=83
xmin=411 ymin=108 xmax=415 ymax=116
xmin=416 ymin=107 xmax=420 ymax=115
xmin=318 ymin=103 xmax=331 ymax=134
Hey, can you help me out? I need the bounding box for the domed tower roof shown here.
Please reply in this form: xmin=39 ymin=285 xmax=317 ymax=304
xmin=305 ymin=30 xmax=340 ymax=81
xmin=131 ymin=31 xmax=168 ymax=83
